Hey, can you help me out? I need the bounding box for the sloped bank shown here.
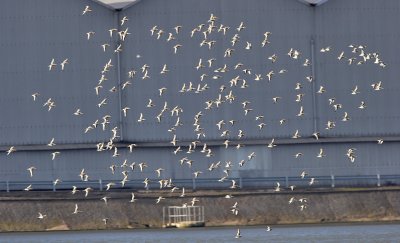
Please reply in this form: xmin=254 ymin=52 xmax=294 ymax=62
xmin=0 ymin=187 xmax=399 ymax=232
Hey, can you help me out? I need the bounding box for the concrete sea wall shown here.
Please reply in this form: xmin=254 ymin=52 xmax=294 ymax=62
xmin=0 ymin=187 xmax=399 ymax=232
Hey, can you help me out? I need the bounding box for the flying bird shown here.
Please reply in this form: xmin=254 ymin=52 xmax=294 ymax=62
xmin=27 ymin=166 xmax=36 ymax=177
xmin=82 ymin=5 xmax=92 ymax=15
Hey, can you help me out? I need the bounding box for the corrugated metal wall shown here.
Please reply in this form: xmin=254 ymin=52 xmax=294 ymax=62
xmin=120 ymin=0 xmax=315 ymax=142
xmin=0 ymin=0 xmax=399 ymax=185
xmin=0 ymin=0 xmax=119 ymax=146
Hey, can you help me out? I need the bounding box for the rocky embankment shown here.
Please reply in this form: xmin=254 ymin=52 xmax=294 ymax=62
xmin=0 ymin=187 xmax=399 ymax=232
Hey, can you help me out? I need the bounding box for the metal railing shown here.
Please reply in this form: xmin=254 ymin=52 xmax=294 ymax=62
xmin=163 ymin=206 xmax=205 ymax=227
xmin=0 ymin=174 xmax=399 ymax=192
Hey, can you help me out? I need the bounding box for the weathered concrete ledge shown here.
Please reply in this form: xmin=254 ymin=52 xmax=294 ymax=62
xmin=0 ymin=187 xmax=399 ymax=232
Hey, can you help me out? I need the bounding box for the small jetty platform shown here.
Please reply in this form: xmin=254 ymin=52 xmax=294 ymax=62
xmin=163 ymin=206 xmax=205 ymax=228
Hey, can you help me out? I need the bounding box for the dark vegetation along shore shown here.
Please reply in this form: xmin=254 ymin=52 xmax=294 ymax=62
xmin=0 ymin=187 xmax=399 ymax=232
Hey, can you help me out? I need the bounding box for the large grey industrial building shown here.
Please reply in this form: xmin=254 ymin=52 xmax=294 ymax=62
xmin=1 ymin=0 xmax=399 ymax=191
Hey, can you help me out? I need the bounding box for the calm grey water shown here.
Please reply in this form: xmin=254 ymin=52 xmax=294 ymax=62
xmin=0 ymin=223 xmax=399 ymax=243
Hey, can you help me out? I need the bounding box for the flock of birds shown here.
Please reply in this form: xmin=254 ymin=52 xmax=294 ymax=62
xmin=5 ymin=4 xmax=388 ymax=239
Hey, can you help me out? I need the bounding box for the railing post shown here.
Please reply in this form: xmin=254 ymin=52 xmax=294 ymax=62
xmin=331 ymin=175 xmax=335 ymax=188
xmin=52 ymin=182 xmax=56 ymax=192
xmin=99 ymin=179 xmax=103 ymax=191
xmin=162 ymin=207 xmax=165 ymax=227
xmin=285 ymin=176 xmax=289 ymax=188
xmin=6 ymin=181 xmax=9 ymax=193
xmin=192 ymin=178 xmax=196 ymax=191
xmin=377 ymin=174 xmax=381 ymax=187
xmin=239 ymin=177 xmax=243 ymax=189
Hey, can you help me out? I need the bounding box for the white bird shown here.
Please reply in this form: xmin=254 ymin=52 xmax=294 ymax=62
xmin=320 ymin=46 xmax=331 ymax=52
xmin=82 ymin=5 xmax=92 ymax=15
xmin=248 ymin=152 xmax=256 ymax=160
xmin=147 ymin=99 xmax=155 ymax=108
xmin=71 ymin=186 xmax=79 ymax=195
xmin=359 ymin=101 xmax=367 ymax=109
xmin=51 ymin=152 xmax=60 ymax=160
xmin=297 ymin=106 xmax=305 ymax=117
xmin=122 ymin=107 xmax=130 ymax=117
xmin=235 ymin=228 xmax=241 ymax=238
xmin=139 ymin=162 xmax=148 ymax=172
xmin=101 ymin=43 xmax=110 ymax=52
xmin=166 ymin=32 xmax=175 ymax=42
xmin=31 ymin=92 xmax=40 ymax=101
xmin=114 ymin=44 xmax=123 ymax=53
xmin=342 ymin=112 xmax=350 ymax=121
xmin=156 ymin=196 xmax=165 ymax=204
xmin=60 ymin=59 xmax=68 ymax=70
xmin=180 ymin=187 xmax=186 ymax=197
xmin=300 ymin=171 xmax=308 ymax=179
xmin=338 ymin=51 xmax=345 ymax=60
xmin=268 ymin=54 xmax=277 ymax=63
xmin=27 ymin=166 xmax=36 ymax=177
xmin=98 ymin=98 xmax=107 ymax=108
xmin=267 ymin=138 xmax=276 ymax=148
xmin=53 ymin=178 xmax=61 ymax=186
xmin=266 ymin=71 xmax=274 ymax=81
xmin=230 ymin=179 xmax=238 ymax=189
xmin=83 ymin=187 xmax=92 ymax=197
xmin=193 ymin=171 xmax=202 ymax=178
xmin=120 ymin=16 xmax=128 ymax=26
xmin=236 ymin=22 xmax=246 ymax=32
xmin=158 ymin=87 xmax=167 ymax=96
xmin=24 ymin=184 xmax=32 ymax=191
xmin=274 ymin=182 xmax=281 ymax=192
xmin=160 ymin=64 xmax=169 ymax=74
xmin=73 ymin=109 xmax=83 ymax=116
xmin=73 ymin=203 xmax=81 ymax=214
xmin=130 ymin=193 xmax=137 ymax=203
xmin=371 ymin=81 xmax=383 ymax=91
xmin=317 ymin=148 xmax=326 ymax=158
xmin=173 ymin=44 xmax=182 ymax=54
xmin=174 ymin=25 xmax=182 ymax=34
xmin=137 ymin=113 xmax=145 ymax=122
xmin=245 ymin=41 xmax=252 ymax=50
xmin=155 ymin=168 xmax=164 ymax=178
xmin=108 ymin=28 xmax=118 ymax=37
xmin=292 ymin=130 xmax=300 ymax=139
xmin=101 ymin=196 xmax=109 ymax=205
xmin=48 ymin=58 xmax=56 ymax=70
xmin=351 ymin=85 xmax=360 ymax=95
xmin=317 ymin=86 xmax=326 ymax=94
xmin=37 ymin=212 xmax=47 ymax=219
xmin=86 ymin=31 xmax=95 ymax=40
xmin=272 ymin=97 xmax=281 ymax=104
xmin=294 ymin=152 xmax=303 ymax=158
xmin=266 ymin=226 xmax=272 ymax=231
xmin=105 ymin=182 xmax=115 ymax=191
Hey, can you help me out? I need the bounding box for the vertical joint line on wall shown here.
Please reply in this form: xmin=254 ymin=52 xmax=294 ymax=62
xmin=116 ymin=10 xmax=124 ymax=142
xmin=310 ymin=5 xmax=318 ymax=134
xmin=310 ymin=37 xmax=317 ymax=133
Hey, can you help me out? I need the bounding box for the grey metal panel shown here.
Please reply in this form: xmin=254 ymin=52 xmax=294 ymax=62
xmin=0 ymin=0 xmax=119 ymax=146
xmin=315 ymin=0 xmax=400 ymax=137
xmin=270 ymin=142 xmax=400 ymax=177
xmin=1 ymin=141 xmax=399 ymax=187
xmin=120 ymin=0 xmax=315 ymax=143
xmin=0 ymin=0 xmax=400 ymax=186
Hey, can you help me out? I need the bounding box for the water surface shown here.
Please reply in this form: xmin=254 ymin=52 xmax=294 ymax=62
xmin=1 ymin=223 xmax=399 ymax=243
